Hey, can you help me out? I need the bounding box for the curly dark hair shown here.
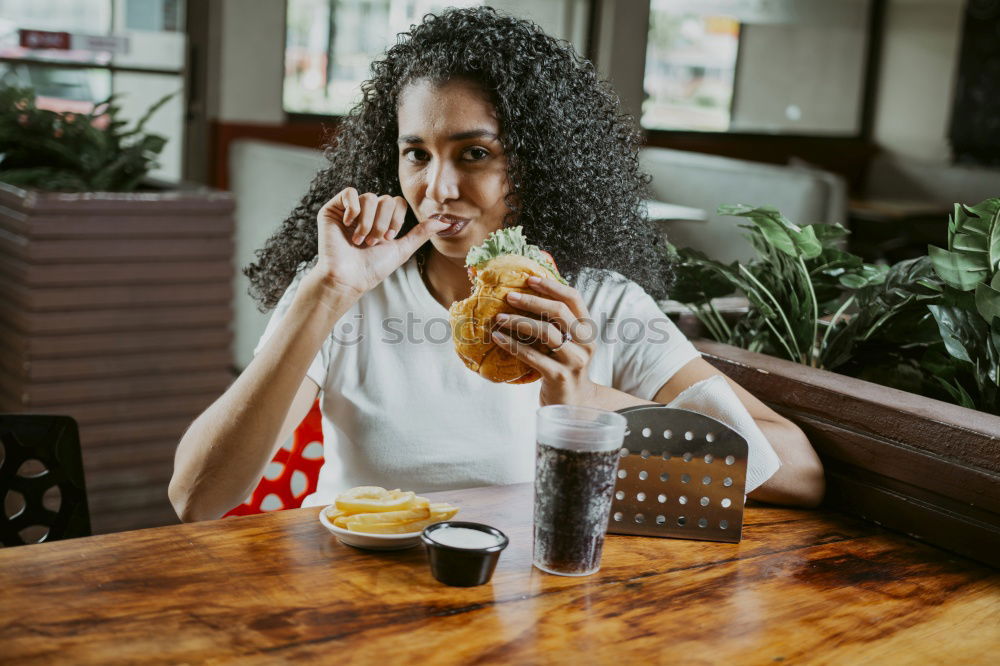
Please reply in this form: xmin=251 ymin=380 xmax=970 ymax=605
xmin=245 ymin=6 xmax=674 ymax=310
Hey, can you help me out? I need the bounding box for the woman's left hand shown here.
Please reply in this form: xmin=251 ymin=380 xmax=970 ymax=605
xmin=491 ymin=275 xmax=601 ymax=407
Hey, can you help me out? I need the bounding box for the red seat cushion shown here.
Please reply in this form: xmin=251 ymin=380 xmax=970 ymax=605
xmin=223 ymin=400 xmax=323 ymax=517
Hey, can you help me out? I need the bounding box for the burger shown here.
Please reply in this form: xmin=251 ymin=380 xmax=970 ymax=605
xmin=448 ymin=226 xmax=567 ymax=383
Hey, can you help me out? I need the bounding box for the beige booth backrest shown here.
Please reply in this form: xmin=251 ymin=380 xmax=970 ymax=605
xmin=229 ymin=140 xmax=327 ymax=370
xmin=639 ymin=147 xmax=847 ymax=265
xmin=865 ymin=154 xmax=1000 ymax=206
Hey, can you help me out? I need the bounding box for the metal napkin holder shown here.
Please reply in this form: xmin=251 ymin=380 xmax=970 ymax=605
xmin=607 ymin=405 xmax=749 ymax=543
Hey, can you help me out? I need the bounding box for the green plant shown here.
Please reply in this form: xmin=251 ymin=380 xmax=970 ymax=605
xmin=922 ymin=200 xmax=1000 ymax=409
xmin=667 ymin=204 xmax=885 ymax=368
xmin=0 ymin=85 xmax=173 ymax=192
xmin=825 ymin=255 xmax=956 ymax=402
xmin=667 ymin=200 xmax=1000 ymax=415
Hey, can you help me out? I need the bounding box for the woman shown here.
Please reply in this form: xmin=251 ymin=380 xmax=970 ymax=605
xmin=169 ymin=8 xmax=823 ymax=522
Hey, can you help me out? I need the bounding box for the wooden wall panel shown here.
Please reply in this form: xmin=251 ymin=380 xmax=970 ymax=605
xmin=5 ymin=394 xmax=221 ymax=428
xmin=694 ymin=339 xmax=1000 ymax=567
xmin=94 ymin=503 xmax=180 ymax=534
xmin=0 ymin=211 xmax=233 ymax=238
xmin=85 ymin=484 xmax=178 ymax=533
xmin=1 ymin=282 xmax=233 ymax=311
xmin=6 ymin=370 xmax=232 ymax=408
xmin=82 ymin=416 xmax=204 ymax=448
xmin=16 ymin=349 xmax=232 ymax=382
xmin=6 ymin=304 xmax=232 ymax=335
xmin=825 ymin=472 xmax=1000 ymax=565
xmin=0 ymin=258 xmax=234 ymax=287
xmin=786 ymin=408 xmax=1000 ymax=515
xmin=83 ymin=438 xmax=182 ymax=471
xmin=0 ymin=182 xmax=236 ymax=535
xmin=695 ymin=339 xmax=1000 ymax=472
xmin=85 ymin=462 xmax=176 ymax=495
xmin=0 ymin=237 xmax=233 ymax=263
xmin=0 ymin=326 xmax=231 ymax=358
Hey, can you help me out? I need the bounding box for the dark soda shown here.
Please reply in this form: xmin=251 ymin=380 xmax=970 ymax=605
xmin=533 ymin=441 xmax=620 ymax=575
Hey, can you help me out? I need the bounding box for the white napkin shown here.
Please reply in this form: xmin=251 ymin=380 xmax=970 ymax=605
xmin=665 ymin=375 xmax=781 ymax=494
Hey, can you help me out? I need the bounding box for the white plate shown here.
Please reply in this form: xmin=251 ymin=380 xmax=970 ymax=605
xmin=318 ymin=505 xmax=423 ymax=550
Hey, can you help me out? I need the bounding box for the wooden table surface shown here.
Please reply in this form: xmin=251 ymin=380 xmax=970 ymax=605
xmin=2 ymin=483 xmax=997 ymax=665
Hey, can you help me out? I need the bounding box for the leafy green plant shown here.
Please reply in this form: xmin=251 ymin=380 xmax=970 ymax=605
xmin=667 ymin=204 xmax=885 ymax=368
xmin=667 ymin=200 xmax=1000 ymax=415
xmin=922 ymin=200 xmax=1000 ymax=409
xmin=0 ymin=85 xmax=173 ymax=192
xmin=825 ymin=256 xmax=955 ymax=402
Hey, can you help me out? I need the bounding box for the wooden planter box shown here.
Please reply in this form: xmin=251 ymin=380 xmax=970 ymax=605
xmin=694 ymin=339 xmax=1000 ymax=567
xmin=0 ymin=182 xmax=235 ymax=534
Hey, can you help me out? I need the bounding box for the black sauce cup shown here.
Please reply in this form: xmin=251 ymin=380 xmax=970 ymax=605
xmin=421 ymin=521 xmax=509 ymax=587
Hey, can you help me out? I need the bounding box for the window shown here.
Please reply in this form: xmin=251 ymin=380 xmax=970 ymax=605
xmin=644 ymin=8 xmax=739 ymax=132
xmin=643 ymin=0 xmax=873 ymax=136
xmin=0 ymin=63 xmax=112 ymax=113
xmin=284 ymin=0 xmax=480 ymax=117
xmin=0 ymin=0 xmax=187 ymax=181
xmin=283 ymin=0 xmax=591 ymax=117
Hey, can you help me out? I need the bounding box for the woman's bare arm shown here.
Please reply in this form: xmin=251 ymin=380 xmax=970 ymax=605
xmin=168 ymin=270 xmax=359 ymax=522
xmin=169 ymin=188 xmax=449 ymax=522
xmin=651 ymin=356 xmax=825 ymax=507
xmin=572 ymin=356 xmax=824 ymax=507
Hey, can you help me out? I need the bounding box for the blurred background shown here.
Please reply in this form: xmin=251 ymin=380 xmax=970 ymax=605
xmin=1 ymin=0 xmax=998 ymax=534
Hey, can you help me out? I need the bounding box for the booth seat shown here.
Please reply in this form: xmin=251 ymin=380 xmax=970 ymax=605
xmin=864 ymin=153 xmax=1000 ymax=205
xmin=639 ymin=147 xmax=847 ymax=265
xmin=229 ymin=140 xmax=327 ymax=370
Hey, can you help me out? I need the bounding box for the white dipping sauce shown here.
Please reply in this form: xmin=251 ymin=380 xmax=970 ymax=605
xmin=430 ymin=527 xmax=500 ymax=549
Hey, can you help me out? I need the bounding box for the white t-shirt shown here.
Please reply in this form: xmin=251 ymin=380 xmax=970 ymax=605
xmin=255 ymin=254 xmax=702 ymax=507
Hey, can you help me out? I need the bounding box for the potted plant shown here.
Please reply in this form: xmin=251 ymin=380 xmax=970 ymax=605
xmin=0 ymin=87 xmax=235 ymax=535
xmin=665 ymin=202 xmax=1000 ymax=566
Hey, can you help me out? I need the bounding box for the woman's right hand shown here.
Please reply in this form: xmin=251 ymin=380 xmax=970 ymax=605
xmin=311 ymin=187 xmax=450 ymax=296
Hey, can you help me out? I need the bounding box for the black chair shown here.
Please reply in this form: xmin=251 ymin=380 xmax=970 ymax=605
xmin=1 ymin=414 xmax=91 ymax=546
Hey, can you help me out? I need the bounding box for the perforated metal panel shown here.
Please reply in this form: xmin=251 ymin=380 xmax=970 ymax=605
xmin=608 ymin=406 xmax=748 ymax=543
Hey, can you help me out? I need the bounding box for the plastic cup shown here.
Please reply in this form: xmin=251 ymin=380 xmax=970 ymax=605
xmin=533 ymin=404 xmax=627 ymax=576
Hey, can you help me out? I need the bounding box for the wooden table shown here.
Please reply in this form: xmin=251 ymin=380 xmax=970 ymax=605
xmin=1 ymin=484 xmax=997 ymax=664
